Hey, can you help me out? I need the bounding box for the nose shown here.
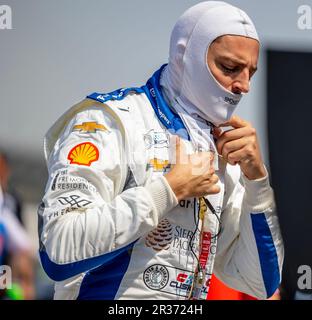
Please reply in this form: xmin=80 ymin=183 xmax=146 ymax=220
xmin=232 ymin=69 xmax=250 ymax=94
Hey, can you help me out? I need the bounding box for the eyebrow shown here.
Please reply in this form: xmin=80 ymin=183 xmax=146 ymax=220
xmin=218 ymin=55 xmax=258 ymax=73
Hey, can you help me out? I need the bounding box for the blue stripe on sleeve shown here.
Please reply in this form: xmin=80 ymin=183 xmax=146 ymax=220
xmin=39 ymin=241 xmax=137 ymax=282
xmin=251 ymin=213 xmax=280 ymax=298
xmin=77 ymin=242 xmax=135 ymax=300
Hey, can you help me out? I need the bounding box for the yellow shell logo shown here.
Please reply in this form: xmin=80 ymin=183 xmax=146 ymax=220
xmin=67 ymin=142 xmax=99 ymax=166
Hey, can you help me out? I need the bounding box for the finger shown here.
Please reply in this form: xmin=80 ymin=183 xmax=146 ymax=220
xmin=202 ymin=172 xmax=218 ymax=182
xmin=208 ymin=167 xmax=215 ymax=175
xmin=205 ymin=185 xmax=221 ymax=195
xmin=219 ymin=115 xmax=251 ymax=129
xmin=209 ymin=174 xmax=219 ymax=184
xmin=226 ymin=148 xmax=250 ymax=166
xmin=221 ymin=137 xmax=249 ymax=160
xmin=216 ymin=127 xmax=252 ymax=154
xmin=195 ymin=184 xmax=221 ymax=197
xmin=200 ymin=168 xmax=215 ymax=181
xmin=198 ymin=178 xmax=220 ymax=195
xmin=212 ymin=127 xmax=223 ymax=139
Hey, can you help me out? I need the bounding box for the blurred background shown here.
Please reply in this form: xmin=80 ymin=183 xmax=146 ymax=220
xmin=0 ymin=0 xmax=311 ymax=300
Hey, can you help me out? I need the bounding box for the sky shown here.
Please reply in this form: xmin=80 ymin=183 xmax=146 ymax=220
xmin=1 ymin=0 xmax=312 ymax=160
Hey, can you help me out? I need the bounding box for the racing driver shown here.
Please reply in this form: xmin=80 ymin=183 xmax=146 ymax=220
xmin=38 ymin=1 xmax=284 ymax=300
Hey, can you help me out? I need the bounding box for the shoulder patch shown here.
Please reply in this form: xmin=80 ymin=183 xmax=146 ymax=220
xmin=67 ymin=142 xmax=99 ymax=166
xmin=73 ymin=122 xmax=108 ymax=134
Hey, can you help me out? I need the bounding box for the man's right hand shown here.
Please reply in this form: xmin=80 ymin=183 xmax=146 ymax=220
xmin=164 ymin=136 xmax=221 ymax=201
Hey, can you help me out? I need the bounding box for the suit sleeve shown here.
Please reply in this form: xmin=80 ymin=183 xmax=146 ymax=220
xmin=38 ymin=106 xmax=178 ymax=281
xmin=213 ymin=166 xmax=284 ymax=299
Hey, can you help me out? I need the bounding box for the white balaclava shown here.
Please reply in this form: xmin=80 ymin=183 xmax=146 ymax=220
xmin=161 ymin=1 xmax=259 ymax=127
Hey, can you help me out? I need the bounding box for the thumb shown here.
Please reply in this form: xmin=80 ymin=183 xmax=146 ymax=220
xmin=219 ymin=115 xmax=250 ymax=129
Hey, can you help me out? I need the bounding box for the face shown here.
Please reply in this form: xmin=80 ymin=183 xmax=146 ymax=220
xmin=207 ymin=35 xmax=259 ymax=94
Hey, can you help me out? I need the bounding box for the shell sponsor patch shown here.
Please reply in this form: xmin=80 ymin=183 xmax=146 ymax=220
xmin=73 ymin=122 xmax=108 ymax=134
xmin=67 ymin=142 xmax=99 ymax=166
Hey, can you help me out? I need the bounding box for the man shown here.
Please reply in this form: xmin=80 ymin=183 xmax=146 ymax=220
xmin=38 ymin=1 xmax=284 ymax=300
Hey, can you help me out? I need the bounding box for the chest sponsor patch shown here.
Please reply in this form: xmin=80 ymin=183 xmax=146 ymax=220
xmin=143 ymin=264 xmax=210 ymax=298
xmin=144 ymin=130 xmax=169 ymax=149
xmin=145 ymin=219 xmax=173 ymax=251
xmin=145 ymin=219 xmax=201 ymax=259
xmin=67 ymin=142 xmax=99 ymax=166
xmin=143 ymin=264 xmax=169 ymax=291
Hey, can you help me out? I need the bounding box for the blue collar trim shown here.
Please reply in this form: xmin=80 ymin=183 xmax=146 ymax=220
xmin=142 ymin=65 xmax=189 ymax=140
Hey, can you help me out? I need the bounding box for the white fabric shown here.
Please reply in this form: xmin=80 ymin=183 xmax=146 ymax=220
xmin=38 ymin=92 xmax=283 ymax=300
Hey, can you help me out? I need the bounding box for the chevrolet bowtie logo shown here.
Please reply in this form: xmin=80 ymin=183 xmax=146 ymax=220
xmin=73 ymin=122 xmax=108 ymax=133
xmin=148 ymin=158 xmax=171 ymax=172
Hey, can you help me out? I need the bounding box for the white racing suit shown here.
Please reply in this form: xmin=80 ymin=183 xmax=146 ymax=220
xmin=38 ymin=67 xmax=284 ymax=300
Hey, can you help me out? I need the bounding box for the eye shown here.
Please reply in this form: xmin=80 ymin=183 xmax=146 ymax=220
xmin=220 ymin=64 xmax=238 ymax=74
